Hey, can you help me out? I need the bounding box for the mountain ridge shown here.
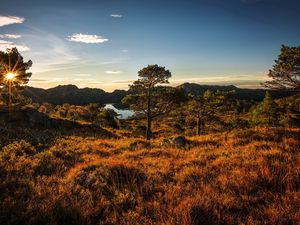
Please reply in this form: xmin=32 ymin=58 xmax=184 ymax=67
xmin=22 ymin=83 xmax=296 ymax=105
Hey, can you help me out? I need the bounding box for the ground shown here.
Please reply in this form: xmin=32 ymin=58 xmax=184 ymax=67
xmin=1 ymin=126 xmax=299 ymax=225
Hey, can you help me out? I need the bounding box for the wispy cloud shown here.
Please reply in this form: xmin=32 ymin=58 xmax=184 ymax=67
xmin=0 ymin=39 xmax=29 ymax=51
xmin=0 ymin=15 xmax=25 ymax=27
xmin=28 ymin=77 xmax=65 ymax=84
xmin=67 ymin=33 xmax=109 ymax=44
xmin=25 ymin=29 xmax=80 ymax=74
xmin=105 ymin=70 xmax=122 ymax=74
xmin=112 ymin=80 xmax=134 ymax=84
xmin=110 ymin=14 xmax=123 ymax=18
xmin=121 ymin=49 xmax=128 ymax=53
xmin=0 ymin=34 xmax=22 ymax=39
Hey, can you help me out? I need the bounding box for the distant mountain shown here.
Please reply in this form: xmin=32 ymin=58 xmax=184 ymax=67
xmin=23 ymin=85 xmax=128 ymax=105
xmin=177 ymin=83 xmax=296 ymax=101
xmin=22 ymin=83 xmax=297 ymax=105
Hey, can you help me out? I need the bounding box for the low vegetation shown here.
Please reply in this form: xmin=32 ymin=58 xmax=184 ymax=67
xmin=0 ymin=127 xmax=299 ymax=225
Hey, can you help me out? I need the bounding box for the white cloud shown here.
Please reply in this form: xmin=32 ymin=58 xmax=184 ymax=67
xmin=0 ymin=39 xmax=29 ymax=52
xmin=67 ymin=33 xmax=109 ymax=44
xmin=121 ymin=49 xmax=128 ymax=53
xmin=0 ymin=15 xmax=25 ymax=27
xmin=105 ymin=70 xmax=122 ymax=74
xmin=110 ymin=14 xmax=123 ymax=18
xmin=0 ymin=34 xmax=22 ymax=39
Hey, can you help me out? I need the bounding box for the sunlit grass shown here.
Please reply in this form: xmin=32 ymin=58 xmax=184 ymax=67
xmin=0 ymin=128 xmax=299 ymax=224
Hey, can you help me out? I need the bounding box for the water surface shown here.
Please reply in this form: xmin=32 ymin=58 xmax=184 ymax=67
xmin=104 ymin=104 xmax=135 ymax=119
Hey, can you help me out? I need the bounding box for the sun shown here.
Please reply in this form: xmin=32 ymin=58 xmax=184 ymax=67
xmin=5 ymin=72 xmax=16 ymax=80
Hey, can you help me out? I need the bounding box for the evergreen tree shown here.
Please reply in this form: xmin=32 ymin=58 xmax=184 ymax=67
xmin=264 ymin=45 xmax=300 ymax=91
xmin=122 ymin=65 xmax=184 ymax=141
xmin=185 ymin=90 xmax=236 ymax=135
xmin=250 ymin=91 xmax=279 ymax=127
xmin=0 ymin=48 xmax=32 ymax=106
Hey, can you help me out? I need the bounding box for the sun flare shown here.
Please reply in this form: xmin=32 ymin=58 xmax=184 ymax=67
xmin=5 ymin=72 xmax=15 ymax=80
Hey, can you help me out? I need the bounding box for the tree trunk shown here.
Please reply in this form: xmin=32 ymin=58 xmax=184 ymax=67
xmin=196 ymin=116 xmax=201 ymax=136
xmin=146 ymin=87 xmax=151 ymax=141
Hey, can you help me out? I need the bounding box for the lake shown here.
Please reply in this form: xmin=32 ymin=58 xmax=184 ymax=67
xmin=104 ymin=104 xmax=135 ymax=120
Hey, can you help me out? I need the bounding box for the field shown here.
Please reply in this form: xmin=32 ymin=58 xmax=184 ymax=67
xmin=1 ymin=125 xmax=299 ymax=225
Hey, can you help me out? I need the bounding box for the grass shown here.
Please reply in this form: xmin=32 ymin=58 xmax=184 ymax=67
xmin=0 ymin=127 xmax=299 ymax=224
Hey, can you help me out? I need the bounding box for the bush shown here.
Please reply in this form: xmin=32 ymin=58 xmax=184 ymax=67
xmin=1 ymin=140 xmax=36 ymax=158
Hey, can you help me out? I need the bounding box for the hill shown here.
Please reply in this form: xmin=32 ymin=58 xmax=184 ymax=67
xmin=22 ymin=83 xmax=297 ymax=106
xmin=177 ymin=83 xmax=296 ymax=101
xmin=23 ymin=85 xmax=128 ymax=105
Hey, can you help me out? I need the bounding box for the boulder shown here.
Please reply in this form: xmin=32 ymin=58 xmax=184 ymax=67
xmin=171 ymin=136 xmax=188 ymax=149
xmin=161 ymin=136 xmax=189 ymax=149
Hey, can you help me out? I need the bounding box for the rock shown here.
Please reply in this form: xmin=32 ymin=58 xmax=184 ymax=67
xmin=171 ymin=136 xmax=188 ymax=149
xmin=161 ymin=136 xmax=189 ymax=149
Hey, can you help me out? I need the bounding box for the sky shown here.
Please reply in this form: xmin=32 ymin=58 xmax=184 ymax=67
xmin=0 ymin=0 xmax=299 ymax=91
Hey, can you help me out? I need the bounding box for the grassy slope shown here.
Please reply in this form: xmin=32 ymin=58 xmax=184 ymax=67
xmin=1 ymin=128 xmax=300 ymax=225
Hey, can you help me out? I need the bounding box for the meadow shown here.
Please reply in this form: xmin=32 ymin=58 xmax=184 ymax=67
xmin=1 ymin=123 xmax=299 ymax=225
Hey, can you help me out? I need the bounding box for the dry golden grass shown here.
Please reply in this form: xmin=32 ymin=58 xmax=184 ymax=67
xmin=1 ymin=128 xmax=299 ymax=224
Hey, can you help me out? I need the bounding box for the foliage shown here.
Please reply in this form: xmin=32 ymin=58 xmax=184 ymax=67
xmin=35 ymin=102 xmax=121 ymax=128
xmin=184 ymin=90 xmax=236 ymax=135
xmin=123 ymin=86 xmax=185 ymax=117
xmin=0 ymin=48 xmax=32 ymax=88
xmin=0 ymin=48 xmax=32 ymax=105
xmin=123 ymin=64 xmax=181 ymax=140
xmin=97 ymin=108 xmax=119 ymax=128
xmin=264 ymin=45 xmax=300 ymax=90
xmin=249 ymin=92 xmax=279 ymax=127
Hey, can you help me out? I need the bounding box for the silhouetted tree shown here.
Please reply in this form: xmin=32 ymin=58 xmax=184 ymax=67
xmin=264 ymin=45 xmax=300 ymax=91
xmin=0 ymin=48 xmax=32 ymax=105
xmin=122 ymin=65 xmax=184 ymax=140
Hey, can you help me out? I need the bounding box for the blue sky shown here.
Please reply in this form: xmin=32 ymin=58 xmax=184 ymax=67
xmin=0 ymin=0 xmax=299 ymax=91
